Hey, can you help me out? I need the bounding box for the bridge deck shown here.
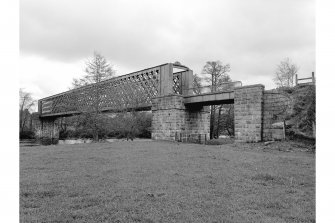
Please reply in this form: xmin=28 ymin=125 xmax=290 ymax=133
xmin=184 ymin=91 xmax=234 ymax=106
xmin=39 ymin=105 xmax=152 ymax=118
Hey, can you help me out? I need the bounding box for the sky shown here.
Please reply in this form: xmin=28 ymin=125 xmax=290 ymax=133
xmin=20 ymin=0 xmax=315 ymax=102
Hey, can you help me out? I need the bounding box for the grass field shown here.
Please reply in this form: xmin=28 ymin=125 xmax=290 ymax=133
xmin=20 ymin=140 xmax=315 ymax=222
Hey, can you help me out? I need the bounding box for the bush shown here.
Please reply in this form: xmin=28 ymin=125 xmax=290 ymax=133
xmin=20 ymin=130 xmax=35 ymax=140
xmin=59 ymin=129 xmax=76 ymax=139
xmin=206 ymin=138 xmax=234 ymax=145
xmin=290 ymin=85 xmax=315 ymax=138
xmin=137 ymin=128 xmax=151 ymax=138
xmin=79 ymin=131 xmax=94 ymax=139
xmin=59 ymin=129 xmax=95 ymax=140
xmin=39 ymin=137 xmax=58 ymax=145
xmin=107 ymin=131 xmax=118 ymax=138
xmin=59 ymin=111 xmax=153 ymax=140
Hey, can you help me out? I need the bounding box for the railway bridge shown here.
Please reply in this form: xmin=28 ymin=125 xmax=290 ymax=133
xmin=33 ymin=63 xmax=283 ymax=144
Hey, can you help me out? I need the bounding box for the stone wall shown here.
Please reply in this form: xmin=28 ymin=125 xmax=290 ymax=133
xmin=185 ymin=105 xmax=210 ymax=135
xmin=151 ymin=95 xmax=210 ymax=141
xmin=234 ymin=85 xmax=264 ymax=142
xmin=263 ymin=89 xmax=292 ymax=141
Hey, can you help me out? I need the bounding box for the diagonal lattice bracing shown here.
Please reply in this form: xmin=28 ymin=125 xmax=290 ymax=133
xmin=40 ymin=66 xmax=163 ymax=116
xmin=172 ymin=72 xmax=182 ymax=94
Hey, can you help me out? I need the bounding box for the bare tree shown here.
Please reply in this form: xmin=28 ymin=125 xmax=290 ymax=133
xmin=71 ymin=51 xmax=116 ymax=141
xmin=193 ymin=73 xmax=203 ymax=95
xmin=201 ymin=61 xmax=231 ymax=139
xmin=273 ymin=58 xmax=299 ymax=88
xmin=202 ymin=61 xmax=231 ymax=90
xmin=19 ymin=88 xmax=36 ymax=133
xmin=216 ymin=104 xmax=234 ymax=137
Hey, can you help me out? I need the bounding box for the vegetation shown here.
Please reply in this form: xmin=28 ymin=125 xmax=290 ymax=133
xmin=71 ymin=52 xmax=115 ymax=88
xmin=288 ymin=85 xmax=316 ymax=139
xmin=69 ymin=52 xmax=115 ymax=141
xmin=273 ymin=58 xmax=299 ymax=88
xmin=20 ymin=141 xmax=315 ymax=222
xmin=205 ymin=137 xmax=234 ymax=145
xmin=111 ymin=112 xmax=152 ymax=139
xmin=193 ymin=73 xmax=203 ymax=94
xmin=19 ymin=88 xmax=36 ymax=139
xmin=201 ymin=61 xmax=233 ymax=139
xmin=272 ymin=57 xmax=315 ymax=140
xmin=59 ymin=111 xmax=152 ymax=140
xmin=62 ymin=52 xmax=153 ymax=141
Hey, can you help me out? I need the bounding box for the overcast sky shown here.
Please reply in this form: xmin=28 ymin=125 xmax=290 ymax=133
xmin=20 ymin=0 xmax=315 ymax=101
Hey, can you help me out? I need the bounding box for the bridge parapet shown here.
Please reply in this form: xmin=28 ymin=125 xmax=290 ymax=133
xmin=186 ymin=81 xmax=242 ymax=95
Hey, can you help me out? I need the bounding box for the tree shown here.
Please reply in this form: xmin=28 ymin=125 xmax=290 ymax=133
xmin=72 ymin=52 xmax=115 ymax=88
xmin=202 ymin=61 xmax=231 ymax=91
xmin=273 ymin=87 xmax=294 ymax=140
xmin=215 ymin=104 xmax=234 ymax=137
xmin=201 ymin=61 xmax=231 ymax=139
xmin=19 ymin=88 xmax=35 ymax=133
xmin=273 ymin=58 xmax=299 ymax=88
xmin=193 ymin=73 xmax=203 ymax=95
xmin=71 ymin=52 xmax=116 ymax=141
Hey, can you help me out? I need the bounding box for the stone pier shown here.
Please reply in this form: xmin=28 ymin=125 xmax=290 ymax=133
xmin=31 ymin=113 xmax=59 ymax=145
xmin=234 ymin=84 xmax=264 ymax=142
xmin=151 ymin=95 xmax=210 ymax=142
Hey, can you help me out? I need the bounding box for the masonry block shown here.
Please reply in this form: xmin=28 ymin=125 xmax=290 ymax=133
xmin=262 ymin=90 xmax=292 ymax=141
xmin=234 ymin=84 xmax=264 ymax=142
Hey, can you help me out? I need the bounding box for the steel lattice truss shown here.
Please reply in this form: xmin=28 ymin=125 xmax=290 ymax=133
xmin=40 ymin=64 xmax=183 ymax=117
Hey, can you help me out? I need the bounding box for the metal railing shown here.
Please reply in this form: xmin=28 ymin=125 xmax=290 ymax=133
xmin=175 ymin=132 xmax=208 ymax=144
xmin=187 ymin=81 xmax=242 ymax=95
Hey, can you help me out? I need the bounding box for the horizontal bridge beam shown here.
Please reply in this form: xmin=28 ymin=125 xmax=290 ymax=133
xmin=183 ymin=91 xmax=234 ymax=106
xmin=40 ymin=105 xmax=152 ymax=118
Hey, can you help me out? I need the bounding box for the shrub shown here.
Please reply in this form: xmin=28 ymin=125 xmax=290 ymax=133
xmin=107 ymin=131 xmax=118 ymax=138
xmin=59 ymin=129 xmax=95 ymax=140
xmin=59 ymin=129 xmax=77 ymax=139
xmin=20 ymin=130 xmax=35 ymax=140
xmin=206 ymin=138 xmax=234 ymax=145
xmin=290 ymin=85 xmax=315 ymax=138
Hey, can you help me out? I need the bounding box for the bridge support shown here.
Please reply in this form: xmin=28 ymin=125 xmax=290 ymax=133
xmin=31 ymin=113 xmax=59 ymax=145
xmin=234 ymin=84 xmax=264 ymax=142
xmin=151 ymin=95 xmax=210 ymax=142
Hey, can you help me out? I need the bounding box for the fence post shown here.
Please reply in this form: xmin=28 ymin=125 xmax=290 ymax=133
xmin=312 ymin=72 xmax=315 ymax=84
xmin=295 ymin=74 xmax=298 ymax=86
